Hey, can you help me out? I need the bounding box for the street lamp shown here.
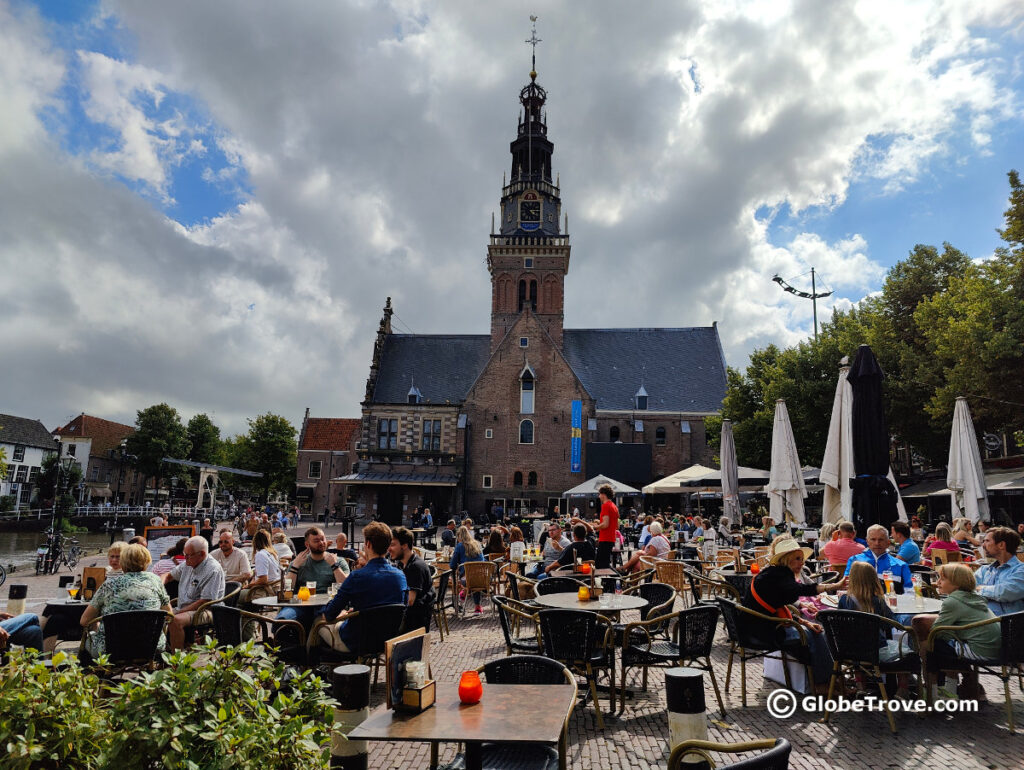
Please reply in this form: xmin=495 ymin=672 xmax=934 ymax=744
xmin=170 ymin=476 xmax=178 ymax=510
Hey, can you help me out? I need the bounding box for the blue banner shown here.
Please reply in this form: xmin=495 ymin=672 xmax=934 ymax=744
xmin=570 ymin=400 xmax=582 ymax=473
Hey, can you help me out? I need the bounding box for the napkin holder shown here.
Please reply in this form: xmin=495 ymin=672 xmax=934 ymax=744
xmin=398 ymin=679 xmax=436 ymax=713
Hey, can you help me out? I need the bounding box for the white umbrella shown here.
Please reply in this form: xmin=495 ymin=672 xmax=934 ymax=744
xmin=768 ymin=399 xmax=807 ymax=524
xmin=641 ymin=464 xmax=716 ymax=494
xmin=720 ymin=419 xmax=740 ymax=523
xmin=947 ymin=397 xmax=989 ymax=523
xmin=819 ymin=363 xmax=854 ymax=525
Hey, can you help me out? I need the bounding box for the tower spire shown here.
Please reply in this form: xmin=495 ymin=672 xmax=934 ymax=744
xmin=526 ymin=15 xmax=541 ymax=80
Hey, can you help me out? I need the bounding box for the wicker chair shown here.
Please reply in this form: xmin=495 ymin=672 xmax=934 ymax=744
xmin=209 ymin=604 xmax=307 ymax=665
xmin=308 ymin=603 xmax=406 ymax=683
xmin=619 ymin=603 xmax=726 ymax=717
xmin=613 ymin=582 xmax=676 ymax=646
xmin=716 ymin=598 xmax=812 ymax=708
xmin=80 ymin=610 xmax=172 ymax=678
xmin=654 ymin=561 xmax=689 ymax=603
xmin=668 ymin=738 xmax=792 ymax=770
xmin=621 ymin=568 xmax=655 ymax=590
xmin=685 ymin=568 xmax=740 ymax=605
xmin=817 ymin=609 xmax=919 ymax=733
xmin=536 ymin=576 xmax=588 ymax=596
xmin=923 ymin=609 xmax=1024 ymax=733
xmin=538 ymin=608 xmax=615 ymax=729
xmin=183 ymin=580 xmax=243 ymax=645
xmin=457 ymin=561 xmax=498 ymax=616
xmin=505 ymin=571 xmax=539 ymax=604
xmin=492 ymin=596 xmax=541 ymax=656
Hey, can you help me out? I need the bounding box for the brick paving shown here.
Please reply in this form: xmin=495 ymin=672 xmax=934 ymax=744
xmin=361 ymin=598 xmax=1021 ymax=769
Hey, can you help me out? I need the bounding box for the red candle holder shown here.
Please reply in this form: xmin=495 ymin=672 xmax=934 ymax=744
xmin=458 ymin=670 xmax=483 ymax=704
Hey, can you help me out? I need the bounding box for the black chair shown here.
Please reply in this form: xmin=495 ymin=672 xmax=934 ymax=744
xmin=613 ymin=581 xmax=676 ymax=646
xmin=209 ymin=604 xmax=308 ymax=665
xmin=309 ymin=603 xmax=406 ymax=683
xmin=538 ymin=608 xmax=614 ymax=729
xmin=668 ymin=738 xmax=792 ymax=770
xmin=686 ymin=568 xmax=739 ymax=605
xmin=433 ymin=570 xmax=454 ymax=641
xmin=619 ymin=603 xmax=727 ymax=716
xmin=536 ymin=577 xmax=587 ymax=596
xmin=716 ymin=598 xmax=812 ymax=708
xmin=506 ymin=572 xmax=539 ymax=605
xmin=817 ymin=609 xmax=919 ymax=733
xmin=923 ymin=608 xmax=1024 ymax=733
xmin=81 ymin=610 xmax=172 ymax=677
xmin=492 ymin=596 xmax=541 ymax=655
xmin=185 ymin=581 xmax=243 ymax=644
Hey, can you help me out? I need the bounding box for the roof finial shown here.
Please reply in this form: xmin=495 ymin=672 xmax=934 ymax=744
xmin=526 ymin=15 xmax=541 ymax=80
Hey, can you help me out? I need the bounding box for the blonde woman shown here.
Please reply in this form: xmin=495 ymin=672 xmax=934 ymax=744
xmin=923 ymin=523 xmax=960 ymax=557
xmin=450 ymin=526 xmax=485 ymax=613
xmin=106 ymin=541 xmax=126 ymax=574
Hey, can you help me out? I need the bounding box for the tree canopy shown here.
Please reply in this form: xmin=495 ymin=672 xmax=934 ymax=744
xmin=125 ymin=403 xmax=190 ymax=498
xmin=237 ymin=413 xmax=297 ymax=502
xmin=722 ymin=171 xmax=1024 ymax=470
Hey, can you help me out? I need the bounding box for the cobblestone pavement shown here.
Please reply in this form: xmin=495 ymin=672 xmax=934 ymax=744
xmin=361 ymin=598 xmax=1021 ymax=770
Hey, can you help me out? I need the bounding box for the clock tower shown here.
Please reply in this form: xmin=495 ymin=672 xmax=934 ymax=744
xmin=488 ymin=51 xmax=570 ymax=352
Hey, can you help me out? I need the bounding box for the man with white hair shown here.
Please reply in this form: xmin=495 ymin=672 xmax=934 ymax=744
xmin=162 ymin=535 xmax=225 ymax=650
xmin=844 ymin=524 xmax=912 ymax=594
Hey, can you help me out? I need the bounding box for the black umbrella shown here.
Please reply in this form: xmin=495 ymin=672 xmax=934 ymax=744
xmin=846 ymin=345 xmax=899 ymax=534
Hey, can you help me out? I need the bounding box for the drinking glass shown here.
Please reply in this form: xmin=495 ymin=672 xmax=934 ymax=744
xmin=67 ymin=586 xmax=79 ymax=600
xmin=306 ymin=581 xmax=317 ymax=597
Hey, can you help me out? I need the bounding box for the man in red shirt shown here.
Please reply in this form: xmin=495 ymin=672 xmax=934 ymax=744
xmin=596 ymin=484 xmax=619 ymax=569
xmin=822 ymin=521 xmax=865 ymax=568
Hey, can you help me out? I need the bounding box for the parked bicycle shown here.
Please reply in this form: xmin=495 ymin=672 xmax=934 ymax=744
xmin=34 ymin=529 xmax=82 ymax=575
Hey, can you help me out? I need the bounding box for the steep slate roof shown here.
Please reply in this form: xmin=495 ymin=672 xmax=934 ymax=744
xmin=54 ymin=414 xmax=135 ymax=457
xmin=300 ymin=418 xmax=361 ymax=451
xmin=0 ymin=414 xmax=56 ymax=450
xmin=562 ymin=328 xmax=727 ymax=412
xmin=372 ymin=335 xmax=491 ymax=404
xmin=370 ymin=326 xmax=727 ymax=413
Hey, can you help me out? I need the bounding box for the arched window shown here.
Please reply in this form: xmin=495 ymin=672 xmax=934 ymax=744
xmin=519 ymin=419 xmax=534 ymax=444
xmin=520 ymin=370 xmax=535 ymax=414
xmin=527 ymin=471 xmax=538 ymax=487
xmin=655 ymin=426 xmax=666 ymax=446
xmin=609 ymin=425 xmax=620 ymax=442
xmin=517 ymin=278 xmax=538 ymax=311
xmin=513 ymin=471 xmax=523 ymax=487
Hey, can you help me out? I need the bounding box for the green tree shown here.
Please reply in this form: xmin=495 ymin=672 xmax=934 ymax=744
xmin=125 ymin=404 xmax=190 ymax=502
xmin=187 ymin=413 xmax=222 ymax=465
xmin=0 ymin=447 xmax=7 ymax=484
xmin=997 ymin=169 xmax=1024 ymax=248
xmin=243 ymin=413 xmax=297 ymax=502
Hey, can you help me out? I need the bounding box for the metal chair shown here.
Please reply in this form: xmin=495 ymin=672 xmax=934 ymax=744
xmin=183 ymin=581 xmax=243 ymax=645
xmin=620 ymin=568 xmax=655 ymax=590
xmin=668 ymin=738 xmax=792 ymax=770
xmin=538 ymin=608 xmax=615 ymax=729
xmin=308 ymin=603 xmax=406 ymax=683
xmin=817 ymin=609 xmax=919 ymax=733
xmin=492 ymin=596 xmax=541 ymax=656
xmin=715 ymin=598 xmax=812 ymax=708
xmin=619 ymin=603 xmax=727 ymax=717
xmin=505 ymin=571 xmax=539 ymax=605
xmin=536 ymin=576 xmax=587 ymax=596
xmin=923 ymin=609 xmax=1024 ymax=733
xmin=613 ymin=581 xmax=676 ymax=646
xmin=433 ymin=569 xmax=455 ymax=640
xmin=685 ymin=568 xmax=740 ymax=605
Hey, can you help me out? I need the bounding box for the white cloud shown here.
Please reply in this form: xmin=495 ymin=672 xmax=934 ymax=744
xmin=1 ymin=0 xmax=1022 ymax=435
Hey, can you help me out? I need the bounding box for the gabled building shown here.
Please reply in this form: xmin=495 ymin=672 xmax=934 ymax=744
xmin=344 ymin=61 xmax=727 ymax=525
xmin=0 ymin=413 xmax=57 ymax=508
xmin=53 ymin=414 xmax=144 ymax=505
xmin=296 ymin=411 xmax=361 ymax=515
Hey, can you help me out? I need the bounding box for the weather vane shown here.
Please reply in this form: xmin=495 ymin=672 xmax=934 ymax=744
xmin=526 ymin=15 xmax=541 ymax=76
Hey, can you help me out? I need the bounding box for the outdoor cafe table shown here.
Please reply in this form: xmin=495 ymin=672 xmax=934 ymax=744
xmin=251 ymin=593 xmax=332 ymax=610
xmin=548 ymin=566 xmax=621 ymax=581
xmin=409 ymin=528 xmax=428 ymax=546
xmin=821 ymin=593 xmax=943 ymax=615
xmin=42 ymin=597 xmax=89 ymax=642
xmin=534 ymin=593 xmax=647 ymax=613
xmin=349 ymin=682 xmax=576 ymax=770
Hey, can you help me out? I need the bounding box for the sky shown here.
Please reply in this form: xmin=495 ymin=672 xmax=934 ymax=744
xmin=2 ymin=0 xmax=1022 ymax=438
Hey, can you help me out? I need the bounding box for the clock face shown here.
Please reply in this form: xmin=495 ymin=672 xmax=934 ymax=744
xmin=520 ymin=201 xmax=541 ymax=222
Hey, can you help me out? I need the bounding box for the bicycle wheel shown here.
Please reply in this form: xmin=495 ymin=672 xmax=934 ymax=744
xmin=49 ymin=552 xmax=62 ymax=574
xmin=35 ymin=552 xmax=46 ymax=576
xmin=0 ymin=562 xmax=6 ymax=587
xmin=66 ymin=547 xmax=81 ymax=569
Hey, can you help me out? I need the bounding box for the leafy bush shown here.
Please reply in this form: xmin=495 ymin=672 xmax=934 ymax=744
xmin=0 ymin=642 xmax=336 ymax=769
xmin=0 ymin=495 xmax=14 ymax=512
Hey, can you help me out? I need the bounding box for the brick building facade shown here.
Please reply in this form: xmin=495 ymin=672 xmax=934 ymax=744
xmin=54 ymin=414 xmax=145 ymax=505
xmin=295 ymin=411 xmax=361 ymax=515
xmin=342 ymin=64 xmax=727 ymax=525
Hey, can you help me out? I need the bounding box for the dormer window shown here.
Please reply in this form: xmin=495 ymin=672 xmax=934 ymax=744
xmin=520 ymin=365 xmax=536 ymax=414
xmin=635 ymin=384 xmax=648 ymax=411
xmin=407 ymin=381 xmax=422 ymax=405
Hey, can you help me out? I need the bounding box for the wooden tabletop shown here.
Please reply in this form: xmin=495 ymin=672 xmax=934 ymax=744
xmin=534 ymin=593 xmax=648 ymax=612
xmin=252 ymin=593 xmax=332 ymax=609
xmin=549 ymin=566 xmax=620 ymax=579
xmin=350 ymin=682 xmax=574 ymax=746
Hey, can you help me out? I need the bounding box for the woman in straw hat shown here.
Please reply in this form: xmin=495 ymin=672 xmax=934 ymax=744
xmin=741 ymin=536 xmax=846 ymax=693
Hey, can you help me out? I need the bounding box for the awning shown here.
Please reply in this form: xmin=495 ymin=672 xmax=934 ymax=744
xmin=335 ymin=472 xmax=459 ymax=487
xmin=85 ymin=484 xmax=112 ymax=498
xmin=295 ymin=482 xmax=318 ymax=489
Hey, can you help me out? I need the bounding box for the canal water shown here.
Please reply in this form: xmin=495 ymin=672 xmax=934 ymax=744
xmin=0 ymin=531 xmax=113 ymax=571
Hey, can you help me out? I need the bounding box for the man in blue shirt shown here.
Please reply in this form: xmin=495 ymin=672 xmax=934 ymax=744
xmin=319 ymin=521 xmax=407 ymax=652
xmin=890 ymin=521 xmax=921 ymax=565
xmin=975 ymin=526 xmax=1024 ymax=616
xmin=845 ymin=525 xmax=913 ymax=594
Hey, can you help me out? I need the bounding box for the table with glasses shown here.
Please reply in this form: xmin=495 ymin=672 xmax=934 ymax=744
xmin=349 ymin=682 xmax=576 ymax=770
xmin=534 ymin=592 xmax=647 ymax=614
xmin=821 ymin=593 xmax=943 ymax=615
xmin=251 ymin=593 xmax=333 ymax=610
xmin=41 ymin=597 xmax=89 ymax=642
